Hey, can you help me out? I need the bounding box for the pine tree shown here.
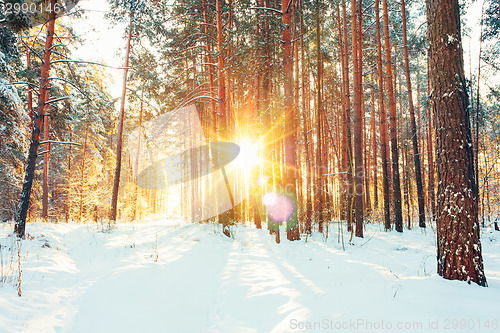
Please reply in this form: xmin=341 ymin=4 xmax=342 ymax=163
xmin=382 ymin=0 xmax=403 ymax=232
xmin=401 ymin=0 xmax=425 ymax=228
xmin=15 ymin=0 xmax=57 ymax=238
xmin=427 ymin=0 xmax=487 ymax=286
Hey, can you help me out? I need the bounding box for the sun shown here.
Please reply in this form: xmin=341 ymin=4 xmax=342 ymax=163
xmin=236 ymin=139 xmax=260 ymax=166
xmin=234 ymin=138 xmax=261 ymax=173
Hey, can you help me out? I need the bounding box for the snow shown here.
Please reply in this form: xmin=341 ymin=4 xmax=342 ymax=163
xmin=0 ymin=79 xmax=21 ymax=106
xmin=0 ymin=219 xmax=499 ymax=333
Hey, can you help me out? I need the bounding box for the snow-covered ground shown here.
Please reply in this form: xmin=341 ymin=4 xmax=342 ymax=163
xmin=0 ymin=219 xmax=499 ymax=333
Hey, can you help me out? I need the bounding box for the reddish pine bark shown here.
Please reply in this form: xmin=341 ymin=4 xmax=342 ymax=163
xmin=351 ymin=0 xmax=363 ymax=238
xmin=371 ymin=90 xmax=378 ymax=210
xmin=426 ymin=61 xmax=436 ymax=221
xmin=401 ymin=0 xmax=426 ymax=228
xmin=79 ymin=123 xmax=88 ymax=223
xmin=358 ymin=0 xmax=369 ymax=218
xmin=301 ymin=0 xmax=312 ymax=234
xmin=342 ymin=0 xmax=354 ymax=230
xmin=42 ymin=94 xmax=50 ymax=221
xmin=110 ymin=14 xmax=133 ymax=223
xmin=337 ymin=4 xmax=348 ymax=223
xmin=202 ymin=0 xmax=217 ymax=125
xmin=375 ymin=0 xmax=391 ymax=230
xmin=226 ymin=0 xmax=233 ymax=132
xmin=382 ymin=0 xmax=403 ymax=232
xmin=65 ymin=132 xmax=72 ymax=223
xmin=26 ymin=49 xmax=33 ymax=123
xmin=283 ymin=0 xmax=300 ymax=241
xmin=216 ymin=0 xmax=227 ymax=131
xmin=315 ymin=0 xmax=324 ymax=233
xmin=15 ymin=0 xmax=57 ymax=238
xmin=427 ymin=0 xmax=487 ymax=286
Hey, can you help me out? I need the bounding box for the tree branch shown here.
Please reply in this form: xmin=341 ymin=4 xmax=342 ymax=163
xmin=249 ymin=6 xmax=282 ymax=15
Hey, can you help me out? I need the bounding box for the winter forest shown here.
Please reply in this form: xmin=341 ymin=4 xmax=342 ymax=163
xmin=0 ymin=0 xmax=500 ymax=332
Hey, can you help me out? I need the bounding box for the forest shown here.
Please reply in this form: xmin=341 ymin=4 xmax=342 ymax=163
xmin=0 ymin=0 xmax=499 ymax=331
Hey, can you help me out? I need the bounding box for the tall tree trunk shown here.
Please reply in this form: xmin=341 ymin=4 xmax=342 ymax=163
xmin=261 ymin=0 xmax=271 ymax=125
xmin=110 ymin=14 xmax=133 ymax=223
xmin=26 ymin=47 xmax=33 ymax=123
xmin=475 ymin=2 xmax=485 ymax=224
xmin=382 ymin=0 xmax=403 ymax=232
xmin=216 ymin=0 xmax=233 ymax=237
xmin=216 ymin=0 xmax=227 ymax=132
xmin=342 ymin=0 xmax=354 ymax=230
xmin=315 ymin=0 xmax=324 ymax=233
xmin=79 ymin=123 xmax=88 ymax=223
xmin=359 ymin=0 xmax=370 ymax=216
xmin=371 ymin=89 xmax=378 ymax=210
xmin=293 ymin=3 xmax=303 ymax=228
xmin=427 ymin=61 xmax=436 ymax=221
xmin=42 ymin=95 xmax=50 ymax=221
xmin=364 ymin=102 xmax=370 ymax=214
xmin=65 ymin=132 xmax=72 ymax=223
xmin=375 ymin=0 xmax=391 ymax=230
xmin=283 ymin=0 xmax=300 ymax=241
xmin=15 ymin=0 xmax=57 ymax=238
xmin=301 ymin=0 xmax=312 ymax=234
xmin=226 ymin=0 xmax=233 ymax=133
xmin=427 ymin=0 xmax=487 ymax=286
xmin=416 ymin=67 xmax=426 ymax=206
xmin=401 ymin=0 xmax=426 ymax=228
xmin=351 ymin=0 xmax=363 ymax=238
xmin=203 ymin=0 xmax=217 ymax=124
xmin=133 ymin=92 xmax=143 ymax=221
xmin=403 ymin=137 xmax=410 ymax=228
xmin=337 ymin=4 xmax=348 ymax=223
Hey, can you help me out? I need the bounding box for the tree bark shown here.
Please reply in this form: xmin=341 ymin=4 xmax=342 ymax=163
xmin=65 ymin=132 xmax=72 ymax=223
xmin=352 ymin=0 xmax=363 ymax=238
xmin=401 ymin=0 xmax=426 ymax=228
xmin=427 ymin=0 xmax=487 ymax=286
xmin=283 ymin=0 xmax=300 ymax=241
xmin=79 ymin=123 xmax=88 ymax=223
xmin=301 ymin=0 xmax=312 ymax=234
xmin=427 ymin=61 xmax=436 ymax=221
xmin=216 ymin=0 xmax=227 ymax=131
xmin=109 ymin=14 xmax=133 ymax=223
xmin=371 ymin=89 xmax=378 ymax=210
xmin=133 ymin=91 xmax=144 ymax=221
xmin=376 ymin=0 xmax=391 ymax=230
xmin=337 ymin=4 xmax=348 ymax=224
xmin=202 ymin=0 xmax=217 ymax=124
xmin=474 ymin=3 xmax=485 ymax=225
xmin=226 ymin=0 xmax=233 ymax=133
xmin=315 ymin=0 xmax=324 ymax=233
xmin=26 ymin=47 xmax=33 ymax=123
xmin=15 ymin=0 xmax=57 ymax=238
xmin=382 ymin=0 xmax=403 ymax=232
xmin=42 ymin=95 xmax=50 ymax=221
xmin=342 ymin=0 xmax=354 ymax=231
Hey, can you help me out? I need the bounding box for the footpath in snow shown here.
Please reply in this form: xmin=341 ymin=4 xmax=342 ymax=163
xmin=0 ymin=219 xmax=499 ymax=333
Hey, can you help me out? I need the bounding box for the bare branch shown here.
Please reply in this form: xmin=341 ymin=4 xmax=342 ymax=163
xmin=249 ymin=6 xmax=282 ymax=15
xmin=11 ymin=82 xmax=39 ymax=90
xmin=45 ymin=96 xmax=71 ymax=105
xmin=39 ymin=140 xmax=82 ymax=146
xmin=50 ymin=59 xmax=132 ymax=70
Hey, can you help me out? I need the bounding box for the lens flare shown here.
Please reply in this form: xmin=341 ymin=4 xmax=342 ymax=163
xmin=262 ymin=192 xmax=295 ymax=223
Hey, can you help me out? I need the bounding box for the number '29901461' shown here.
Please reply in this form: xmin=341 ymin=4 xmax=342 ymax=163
xmin=0 ymin=1 xmax=66 ymax=16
